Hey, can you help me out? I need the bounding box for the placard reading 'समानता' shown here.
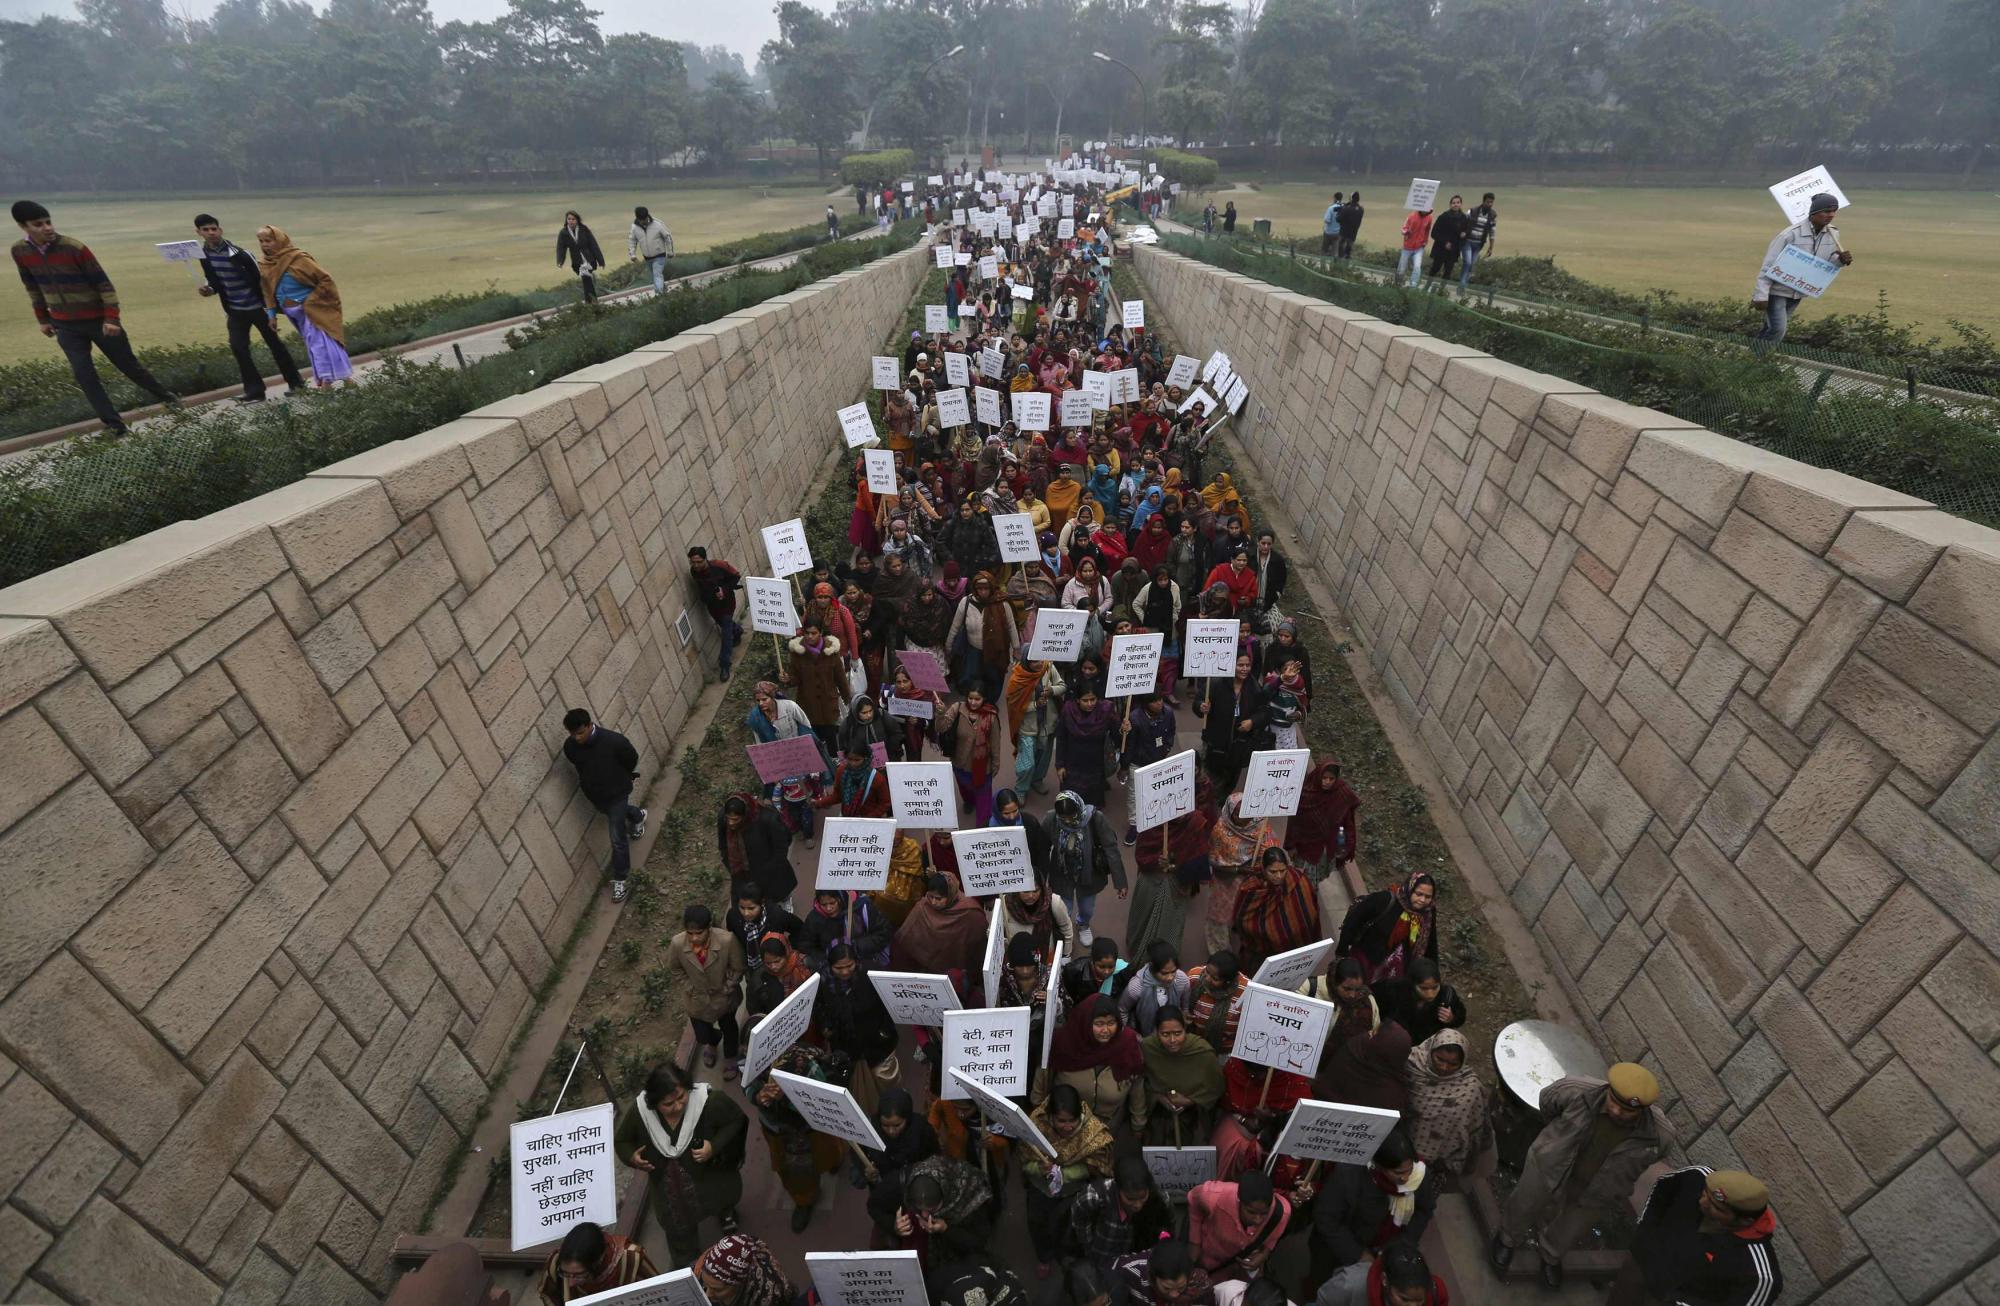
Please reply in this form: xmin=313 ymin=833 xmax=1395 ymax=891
xmin=870 ymin=970 xmax=961 ymax=1026
xmin=935 ymin=387 xmax=971 ymax=429
xmin=1238 ymin=748 xmax=1312 ymax=819
xmin=943 ymin=1006 xmax=1032 ymax=1099
xmin=925 ymin=304 xmax=949 ymax=333
xmin=1233 ymin=981 xmax=1337 ymax=1078
xmin=1768 ymin=164 xmax=1849 ymax=225
xmin=743 ymin=972 xmax=820 ymax=1083
xmin=948 ymin=824 xmax=1035 ymax=895
xmin=871 ymin=356 xmax=899 ymax=390
xmin=805 ymin=1250 xmax=929 ymax=1306
xmin=975 ymin=386 xmax=1003 ymax=428
xmin=886 ymin=760 xmax=958 ymax=828
xmin=510 ymin=1102 xmax=618 ymax=1251
xmin=569 ymin=1268 xmax=711 ymax=1306
xmin=744 ymin=577 xmax=799 ymax=636
xmin=1181 ymin=618 xmax=1241 ymax=678
xmin=816 ymin=817 xmax=897 ymax=891
xmin=1267 ymin=1098 xmax=1404 ymax=1168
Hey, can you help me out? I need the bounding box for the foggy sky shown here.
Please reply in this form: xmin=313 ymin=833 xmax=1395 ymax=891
xmin=0 ymin=0 xmax=826 ymax=60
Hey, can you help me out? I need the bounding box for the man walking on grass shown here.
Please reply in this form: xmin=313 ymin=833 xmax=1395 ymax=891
xmin=1753 ymin=191 xmax=1851 ymax=354
xmin=11 ymin=199 xmax=178 ymax=433
xmin=562 ymin=708 xmax=647 ymax=903
xmin=1321 ymin=192 xmax=1345 ymax=255
xmin=194 ymin=213 xmax=306 ymax=403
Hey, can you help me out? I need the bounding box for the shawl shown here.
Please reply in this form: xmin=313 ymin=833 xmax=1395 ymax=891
xmin=838 ymin=695 xmax=890 ymax=757
xmin=892 ymin=884 xmax=988 ymax=974
xmin=762 ymin=938 xmax=813 ymax=995
xmin=906 ymin=1154 xmax=993 ymax=1228
xmin=1317 ymin=1024 xmax=1413 ymax=1116
xmin=1141 ymin=1031 xmax=1226 ymax=1106
xmin=1130 ymin=485 xmax=1166 ymax=533
xmin=1407 ymin=1029 xmax=1485 ymax=1171
xmin=1287 ymin=758 xmax=1360 ymax=860
xmin=1209 ymin=795 xmax=1279 ymax=871
xmin=255 ymin=225 xmax=346 ymax=344
xmin=1131 ymin=517 xmax=1172 ymax=573
xmin=698 ymin=1235 xmax=791 ymax=1306
xmin=1234 ymin=866 xmax=1321 ymax=956
xmin=1004 ymin=890 xmax=1058 ymax=955
xmin=1048 ymin=994 xmax=1145 ymax=1079
xmin=1388 ymin=871 xmax=1438 ymax=962
xmin=1060 ymin=697 xmax=1117 ymax=741
xmin=1005 ymin=660 xmax=1051 ymax=742
xmin=635 ymin=1084 xmax=712 ymax=1160
xmin=1027 ymin=1099 xmax=1116 ymax=1171
xmin=953 ymin=698 xmax=1003 ymax=791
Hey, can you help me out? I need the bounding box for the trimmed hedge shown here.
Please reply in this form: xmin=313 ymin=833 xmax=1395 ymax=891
xmin=0 ymin=221 xmax=924 ymax=586
xmin=838 ymin=150 xmax=915 ymax=187
xmin=1142 ymin=149 xmax=1219 ymax=188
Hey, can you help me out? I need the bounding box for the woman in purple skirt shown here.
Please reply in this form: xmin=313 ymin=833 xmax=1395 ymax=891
xmin=256 ymin=225 xmax=353 ymax=388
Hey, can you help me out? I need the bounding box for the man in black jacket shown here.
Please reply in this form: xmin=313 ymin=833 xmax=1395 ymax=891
xmin=194 ymin=214 xmax=305 ymax=402
xmin=1335 ymin=193 xmax=1364 ymax=260
xmin=1616 ymin=1167 xmax=1782 ymax=1306
xmin=687 ymin=546 xmax=745 ymax=679
xmin=1425 ymin=195 xmax=1473 ymax=290
xmin=560 ymin=708 xmax=645 ymax=903
xmin=1313 ymin=1129 xmax=1440 ymax=1289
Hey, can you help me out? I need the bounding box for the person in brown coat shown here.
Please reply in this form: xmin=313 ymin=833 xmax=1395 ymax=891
xmin=783 ymin=625 xmax=846 ymax=759
xmin=665 ymin=905 xmax=746 ymax=1077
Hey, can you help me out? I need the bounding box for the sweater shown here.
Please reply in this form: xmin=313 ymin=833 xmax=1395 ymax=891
xmin=13 ymin=235 xmax=119 ymax=324
xmin=562 ymin=725 xmax=639 ymax=804
xmin=1630 ymin=1166 xmax=1782 ymax=1306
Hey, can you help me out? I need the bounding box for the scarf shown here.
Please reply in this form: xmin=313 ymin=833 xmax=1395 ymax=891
xmin=1389 ymin=872 xmax=1437 ymax=959
xmin=891 ymin=884 xmax=988 ymax=973
xmin=1406 ymin=1029 xmax=1485 ymax=1171
xmin=1287 ymin=759 xmax=1359 ymax=860
xmin=1235 ymin=866 xmax=1320 ymax=956
xmin=698 ymin=1235 xmax=791 ymax=1306
xmin=1006 ymin=890 xmax=1058 ymax=954
xmin=907 ymin=1154 xmax=994 ymax=1228
xmin=1140 ymin=1031 xmax=1225 ymax=1106
xmin=1375 ymin=1160 xmax=1428 ymax=1227
xmin=1029 ymin=1099 xmax=1115 ymax=1170
xmin=1319 ymin=1024 xmax=1413 ymax=1115
xmin=1060 ymin=697 xmax=1117 ymax=740
xmin=839 ymin=763 xmax=879 ymax=812
xmin=635 ymin=1085 xmax=711 ymax=1160
xmin=1047 ymin=993 xmax=1145 ymax=1079
xmin=1209 ymin=795 xmax=1278 ymax=871
xmin=1051 ymin=793 xmax=1095 ymax=880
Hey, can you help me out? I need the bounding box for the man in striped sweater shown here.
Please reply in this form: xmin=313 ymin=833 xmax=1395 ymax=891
xmin=11 ymin=199 xmax=177 ymax=433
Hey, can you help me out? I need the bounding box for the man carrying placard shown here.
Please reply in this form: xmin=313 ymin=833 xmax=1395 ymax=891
xmin=1752 ymin=191 xmax=1851 ymax=353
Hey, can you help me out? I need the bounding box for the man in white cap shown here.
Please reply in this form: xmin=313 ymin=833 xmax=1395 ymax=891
xmin=1752 ymin=191 xmax=1853 ymax=353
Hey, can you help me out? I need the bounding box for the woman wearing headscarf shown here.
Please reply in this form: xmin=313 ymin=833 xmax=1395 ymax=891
xmin=814 ymin=942 xmax=899 ymax=1114
xmin=860 ymin=1088 xmax=941 ymax=1236
xmin=1041 ymin=994 xmax=1145 ymax=1130
xmin=256 ymin=226 xmax=351 ymax=387
xmin=1044 ymin=461 xmax=1084 ymax=533
xmin=838 ymin=692 xmax=894 ymax=766
xmin=899 ymin=583 xmax=954 ymax=667
xmin=883 ymin=664 xmax=939 ymax=762
xmin=536 ymin=1221 xmax=657 ymax=1304
xmin=1405 ymin=1029 xmax=1488 ymax=1176
xmin=1136 ymin=1004 xmax=1226 ymax=1147
xmin=1005 ymin=656 xmax=1065 ymax=744
xmin=554 ymin=210 xmax=606 ymax=304
xmin=1128 ymin=483 xmax=1167 ymax=537
xmin=1043 ymin=790 xmax=1125 ymax=948
xmin=745 ymin=933 xmax=812 ymax=1024
xmin=1199 ymin=473 xmax=1247 ymax=532
xmin=693 ymin=1234 xmax=791 ymax=1306
xmin=1314 ymin=1023 xmax=1414 ymax=1118
xmin=945 ymin=572 xmax=1020 ymax=703
xmin=936 ymin=682 xmax=1010 ymax=825
xmin=1054 ymin=686 xmax=1118 ymax=808
xmin=802 ymin=581 xmax=862 ymax=657
xmin=1337 ymin=871 xmax=1438 ymax=984
xmin=1059 ymin=553 xmax=1113 ymax=617
xmin=1086 ymin=463 xmax=1121 ymax=519
xmin=1286 ymin=757 xmax=1360 ymax=880
xmin=1232 ymin=847 xmax=1321 ymax=976
xmin=785 ymin=624 xmax=847 ymax=758
xmin=1001 ymin=881 xmax=1078 ymax=960
xmin=1373 ymin=958 xmax=1468 ymax=1047
xmin=616 ymin=1062 xmax=749 ymax=1268
xmin=892 ymin=870 xmax=989 ymax=1020
xmin=1254 ymin=619 xmax=1314 ymax=700
xmin=1109 ymin=558 xmax=1149 ymax=619
xmin=748 ymin=1042 xmax=851 ymax=1233
xmin=896 ymin=1154 xmax=998 ymax=1268
xmin=1021 ymin=1083 xmax=1118 ymax=1276
xmin=1207 ymin=793 xmax=1281 ymax=956
xmin=846 ymin=581 xmax=899 ymax=699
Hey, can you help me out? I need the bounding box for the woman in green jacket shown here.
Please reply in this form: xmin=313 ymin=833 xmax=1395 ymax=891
xmin=615 ymin=1062 xmax=749 ymax=1268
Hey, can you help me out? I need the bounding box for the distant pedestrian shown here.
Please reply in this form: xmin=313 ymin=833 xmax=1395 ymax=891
xmin=1460 ymin=192 xmax=1497 ymax=290
xmin=629 ymin=205 xmax=675 ymax=294
xmin=686 ymin=545 xmax=744 ymax=680
xmin=1425 ymin=195 xmax=1470 ymax=289
xmin=555 ymin=209 xmax=606 ymax=304
xmin=1397 ymin=207 xmax=1433 ymax=287
xmin=1222 ymin=201 xmax=1237 ymax=234
xmin=561 ymin=707 xmax=647 ymax=903
xmin=1336 ymin=192 xmax=1363 ymax=259
xmin=1753 ymin=191 xmax=1851 ymax=354
xmin=1321 ymin=192 xmax=1345 ymax=254
xmin=10 ymin=200 xmax=178 ymax=433
xmin=255 ymin=225 xmax=353 ymax=387
xmin=193 ymin=214 xmax=305 ymax=402
xmin=826 ymin=204 xmax=841 ymax=240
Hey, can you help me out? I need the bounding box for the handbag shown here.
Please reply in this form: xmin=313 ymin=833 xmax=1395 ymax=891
xmin=845 ymin=659 xmax=869 ymax=699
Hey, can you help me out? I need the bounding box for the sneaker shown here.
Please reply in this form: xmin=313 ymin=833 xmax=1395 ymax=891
xmin=1078 ymin=927 xmax=1094 ymax=946
xmin=630 ymin=808 xmax=648 ymax=838
xmin=791 ymin=1206 xmax=813 ymax=1233
xmin=611 ymin=879 xmax=628 ymax=903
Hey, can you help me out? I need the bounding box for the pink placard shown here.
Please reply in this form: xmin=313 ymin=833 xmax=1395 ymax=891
xmin=896 ymin=648 xmax=951 ymax=694
xmin=870 ymin=741 xmax=890 ymax=768
xmin=748 ymin=735 xmax=827 ymax=784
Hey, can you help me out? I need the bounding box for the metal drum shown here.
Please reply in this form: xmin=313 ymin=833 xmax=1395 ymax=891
xmin=1489 ymin=1020 xmax=1609 ymax=1174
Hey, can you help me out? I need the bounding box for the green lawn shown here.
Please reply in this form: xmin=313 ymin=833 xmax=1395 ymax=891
xmin=1186 ymin=180 xmax=1999 ymax=337
xmin=2 ymin=182 xmax=854 ymax=364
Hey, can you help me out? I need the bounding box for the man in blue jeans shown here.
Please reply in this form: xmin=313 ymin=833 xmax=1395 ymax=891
xmin=1753 ymin=191 xmax=1851 ymax=354
xmin=561 ymin=708 xmax=646 ymax=902
xmin=627 ymin=205 xmax=674 ymax=295
xmin=687 ymin=546 xmax=744 ymax=680
xmin=1460 ymin=192 xmax=1498 ymax=291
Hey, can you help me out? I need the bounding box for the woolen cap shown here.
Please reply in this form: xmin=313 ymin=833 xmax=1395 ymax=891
xmin=1606 ymin=1062 xmax=1660 ymax=1108
xmin=1707 ymin=1170 xmax=1770 ymax=1214
xmin=1808 ymin=192 xmax=1839 ymax=215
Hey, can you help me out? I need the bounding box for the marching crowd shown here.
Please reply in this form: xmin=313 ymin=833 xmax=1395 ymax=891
xmin=543 ymin=166 xmax=1784 ymax=1306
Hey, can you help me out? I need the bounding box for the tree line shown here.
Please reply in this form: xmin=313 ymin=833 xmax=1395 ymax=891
xmin=2 ymin=0 xmax=1993 ymax=192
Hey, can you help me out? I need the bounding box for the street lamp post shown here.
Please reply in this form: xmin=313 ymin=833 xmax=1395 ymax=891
xmin=861 ymin=44 xmax=964 ymax=151
xmin=1091 ymin=51 xmax=1147 ymax=151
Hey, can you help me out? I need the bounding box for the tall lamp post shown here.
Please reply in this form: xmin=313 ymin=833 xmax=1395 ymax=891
xmin=861 ymin=44 xmax=963 ymax=151
xmin=1091 ymin=50 xmax=1146 ymax=151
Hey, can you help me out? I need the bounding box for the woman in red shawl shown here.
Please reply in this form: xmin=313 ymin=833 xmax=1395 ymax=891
xmin=1212 ymin=1052 xmax=1312 ymax=1180
xmin=802 ymin=582 xmax=861 ymax=655
xmin=1129 ymin=513 xmax=1172 ymax=575
xmin=1286 ymin=757 xmax=1360 ymax=878
xmin=849 ymin=463 xmax=882 ymax=557
xmin=1043 ymin=993 xmax=1146 ymax=1130
xmin=1233 ymin=846 xmax=1322 ymax=975
xmin=883 ymin=665 xmax=939 ymax=761
xmin=1313 ymin=1023 xmax=1414 ymax=1117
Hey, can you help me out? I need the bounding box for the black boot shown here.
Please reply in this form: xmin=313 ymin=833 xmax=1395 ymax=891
xmin=1489 ymin=1232 xmax=1513 ymax=1272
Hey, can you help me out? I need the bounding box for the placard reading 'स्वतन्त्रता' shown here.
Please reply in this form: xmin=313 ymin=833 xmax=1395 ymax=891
xmin=1180 ymin=618 xmax=1241 ymax=678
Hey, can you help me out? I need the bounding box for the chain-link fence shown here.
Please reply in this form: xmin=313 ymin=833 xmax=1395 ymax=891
xmin=1159 ymin=233 xmax=2000 ymax=527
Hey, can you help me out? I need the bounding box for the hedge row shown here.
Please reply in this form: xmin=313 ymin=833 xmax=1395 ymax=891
xmin=1141 ymin=149 xmax=1219 ymax=188
xmin=837 ymin=150 xmax=916 ymax=188
xmin=0 ymin=221 xmax=924 ymax=586
xmin=0 ymin=212 xmax=879 ymax=441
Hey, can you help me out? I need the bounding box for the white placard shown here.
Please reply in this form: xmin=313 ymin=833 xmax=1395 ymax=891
xmin=761 ymin=519 xmax=813 ymax=578
xmin=1025 ymin=607 xmax=1088 ymax=661
xmin=510 ymin=1103 xmax=618 ymax=1251
xmin=771 ymin=1069 xmax=885 ymax=1151
xmin=744 ymin=576 xmax=800 ymax=636
xmin=1143 ymin=1147 xmax=1218 ymax=1201
xmin=886 ymin=760 xmax=958 ymax=828
xmin=928 ymin=174 xmax=945 ymax=186
xmin=1082 ymin=370 xmax=1112 ymax=410
xmin=1122 ymin=300 xmax=1146 ymax=330
xmin=1203 ymin=350 xmax=1230 ymax=382
xmin=871 ymin=970 xmax=961 ymax=1026
xmin=1015 ymin=221 xmax=1037 ymax=243
xmin=806 ymin=1251 xmax=928 ymax=1306
xmin=925 ymin=304 xmax=949 ymax=333
xmin=1042 ymin=940 xmax=1065 ymax=1071
xmin=1182 ymin=619 xmax=1241 ymax=679
xmin=952 ymin=208 xmax=968 ymax=227
xmin=1167 ymin=355 xmax=1200 ymax=389
xmin=1113 ymin=368 xmax=1141 ymax=404
xmin=975 ymin=387 xmax=1003 ymax=428
xmin=943 ymin=1006 xmax=1032 ymax=1099
xmin=1010 ymin=283 xmax=1034 ymax=301
xmin=1233 ymin=981 xmax=1336 ymax=1078
xmin=934 ymin=244 xmax=955 ymax=269
xmin=1058 ymin=218 xmax=1075 ymax=239
xmin=944 ymin=352 xmax=971 ymax=388
xmin=1177 ymin=387 xmax=1218 ymax=417
xmin=979 ymin=345 xmax=1004 ymax=380
xmin=743 ymin=971 xmax=821 ymax=1084
xmin=155 ymin=239 xmax=202 ymax=263
xmin=1249 ymin=939 xmax=1336 ymax=993
xmin=1061 ymin=194 xmax=1074 ymax=217
xmin=816 ymin=816 xmax=898 ymax=890
xmin=955 ymin=251 xmax=972 ymax=266
xmin=1013 ymin=391 xmax=1051 ymax=432
xmin=871 ymin=356 xmax=900 ymax=389
xmin=948 ymin=1067 xmax=1056 ymax=1154
xmin=936 ymin=387 xmax=971 ymax=429
xmin=992 ymin=512 xmax=1039 ymax=564
xmin=1403 ymin=177 xmax=1441 ymax=212
xmin=949 ymin=824 xmax=1035 ymax=895
xmin=1763 ymin=244 xmax=1842 ymax=299
xmin=885 ymin=695 xmax=934 ymax=721
xmin=571 ymin=1268 xmax=710 ymax=1306
xmin=1059 ymin=389 xmax=1092 ymax=428
xmin=982 ymin=903 xmax=1005 ymax=1007
xmin=1107 ymin=631 xmax=1165 ymax=697
xmin=837 ymin=401 xmax=877 ymax=449
xmin=1132 ymin=749 xmax=1196 ymax=834
xmin=979 ymin=255 xmax=999 ymax=280
xmin=1769 ymin=165 xmax=1850 ymax=225
xmin=1239 ymin=748 xmax=1312 ymax=819
xmin=1225 ymin=375 xmax=1249 ymax=416
xmin=863 ymin=448 xmax=899 ymax=496
xmin=1268 ymin=1098 xmax=1404 ymax=1168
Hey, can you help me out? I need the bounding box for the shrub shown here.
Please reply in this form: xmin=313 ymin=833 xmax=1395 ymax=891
xmin=838 ymin=150 xmax=916 ymax=187
xmin=1142 ymin=149 xmax=1219 ymax=189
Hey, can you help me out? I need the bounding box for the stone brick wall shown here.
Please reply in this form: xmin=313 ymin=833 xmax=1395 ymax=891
xmin=0 ymin=244 xmax=928 ymax=1304
xmin=1134 ymin=245 xmax=2000 ymax=1303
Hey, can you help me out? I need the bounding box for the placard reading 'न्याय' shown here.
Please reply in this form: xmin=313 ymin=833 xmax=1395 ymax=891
xmin=510 ymin=1102 xmax=618 ymax=1251
xmin=869 ymin=970 xmax=961 ymax=1026
xmin=816 ymin=816 xmax=897 ymax=891
xmin=948 ymin=824 xmax=1035 ymax=896
xmin=886 ymin=760 xmax=958 ymax=828
xmin=863 ymin=448 xmax=898 ymax=495
xmin=569 ymin=1267 xmax=711 ymax=1306
xmin=743 ymin=577 xmax=799 ymax=636
xmin=1232 ymin=981 xmax=1337 ymax=1078
xmin=805 ymin=1250 xmax=929 ymax=1306
xmin=1181 ymin=618 xmax=1241 ymax=678
xmin=1248 ymin=938 xmax=1336 ymax=992
xmin=743 ymin=972 xmax=820 ymax=1083
xmin=1024 ymin=606 xmax=1089 ymax=661
xmin=747 ymin=734 xmax=828 ymax=785
xmin=1238 ymin=748 xmax=1312 ymax=820
xmin=1107 ymin=631 xmax=1165 ymax=697
xmin=944 ymin=352 xmax=971 ymax=388
xmin=761 ymin=518 xmax=813 ymax=578
xmin=1143 ymin=1146 xmax=1218 ymax=1201
xmin=942 ymin=1006 xmax=1032 ymax=1099
xmin=992 ymin=512 xmax=1039 ymax=564
xmin=771 ymin=1069 xmax=886 ymax=1151
xmin=1267 ymin=1098 xmax=1404 ymax=1168
xmin=1131 ymin=749 xmax=1197 ymax=834
xmin=946 ymin=1068 xmax=1055 ymax=1155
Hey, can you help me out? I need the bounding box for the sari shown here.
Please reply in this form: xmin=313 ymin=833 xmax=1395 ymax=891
xmin=1207 ymin=795 xmax=1279 ymax=955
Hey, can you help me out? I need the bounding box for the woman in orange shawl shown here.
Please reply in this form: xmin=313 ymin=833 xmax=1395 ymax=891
xmin=1044 ymin=464 xmax=1084 ymax=534
xmin=1199 ymin=472 xmax=1247 ymax=534
xmin=256 ymin=225 xmax=351 ymax=386
xmin=1004 ymin=657 xmax=1062 ymax=743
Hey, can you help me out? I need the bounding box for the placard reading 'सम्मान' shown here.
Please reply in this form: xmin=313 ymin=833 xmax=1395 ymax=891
xmin=1131 ymin=749 xmax=1197 ymax=834
xmin=510 ymin=1102 xmax=618 ymax=1251
xmin=815 ymin=816 xmax=897 ymax=890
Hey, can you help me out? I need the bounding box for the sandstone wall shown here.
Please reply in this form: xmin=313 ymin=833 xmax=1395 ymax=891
xmin=0 ymin=243 xmax=928 ymax=1304
xmin=1134 ymin=245 xmax=2000 ymax=1303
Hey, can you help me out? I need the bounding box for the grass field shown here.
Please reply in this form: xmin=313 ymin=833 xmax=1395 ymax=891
xmin=2 ymin=183 xmax=851 ymax=364
xmin=1192 ymin=180 xmax=2000 ymax=338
